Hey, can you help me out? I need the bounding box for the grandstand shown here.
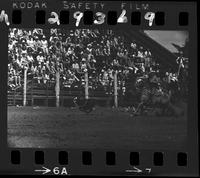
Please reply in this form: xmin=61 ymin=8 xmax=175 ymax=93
xmin=7 ymin=28 xmax=187 ymax=109
xmin=7 ymin=29 xmax=188 ymax=148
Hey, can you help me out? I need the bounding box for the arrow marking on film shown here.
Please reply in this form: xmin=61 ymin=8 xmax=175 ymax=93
xmin=35 ymin=166 xmax=51 ymax=175
xmin=125 ymin=166 xmax=142 ymax=173
xmin=132 ymin=166 xmax=142 ymax=173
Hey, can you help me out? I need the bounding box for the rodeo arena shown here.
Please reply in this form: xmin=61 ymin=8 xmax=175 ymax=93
xmin=7 ymin=28 xmax=188 ymax=148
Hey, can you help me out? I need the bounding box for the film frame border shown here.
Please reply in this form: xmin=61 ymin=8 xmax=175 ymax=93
xmin=0 ymin=0 xmax=198 ymax=176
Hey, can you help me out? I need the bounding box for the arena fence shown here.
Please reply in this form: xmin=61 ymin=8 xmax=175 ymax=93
xmin=7 ymin=71 xmax=118 ymax=107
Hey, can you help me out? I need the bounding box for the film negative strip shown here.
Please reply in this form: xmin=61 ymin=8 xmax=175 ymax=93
xmin=0 ymin=0 xmax=198 ymax=176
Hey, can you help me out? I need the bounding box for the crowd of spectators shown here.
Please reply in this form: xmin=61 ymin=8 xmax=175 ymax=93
xmin=8 ymin=28 xmax=188 ymax=101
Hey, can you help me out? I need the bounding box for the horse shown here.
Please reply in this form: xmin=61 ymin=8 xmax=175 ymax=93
xmin=133 ymin=74 xmax=184 ymax=117
xmin=149 ymin=89 xmax=184 ymax=117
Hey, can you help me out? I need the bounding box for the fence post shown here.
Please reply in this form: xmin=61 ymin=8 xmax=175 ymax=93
xmin=13 ymin=89 xmax=16 ymax=106
xmin=31 ymin=80 xmax=34 ymax=106
xmin=85 ymin=71 xmax=89 ymax=99
xmin=46 ymin=81 xmax=48 ymax=106
xmin=55 ymin=71 xmax=60 ymax=107
xmin=23 ymin=68 xmax=28 ymax=106
xmin=114 ymin=70 xmax=118 ymax=108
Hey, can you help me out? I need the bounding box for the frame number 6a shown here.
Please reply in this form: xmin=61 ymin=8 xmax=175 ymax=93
xmin=35 ymin=166 xmax=69 ymax=175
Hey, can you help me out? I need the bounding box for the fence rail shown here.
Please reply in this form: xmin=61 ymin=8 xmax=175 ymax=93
xmin=8 ymin=71 xmax=119 ymax=107
xmin=7 ymin=84 xmax=114 ymax=107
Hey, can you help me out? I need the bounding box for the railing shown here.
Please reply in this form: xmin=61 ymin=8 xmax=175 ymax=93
xmin=7 ymin=80 xmax=114 ymax=107
xmin=8 ymin=69 xmax=120 ymax=107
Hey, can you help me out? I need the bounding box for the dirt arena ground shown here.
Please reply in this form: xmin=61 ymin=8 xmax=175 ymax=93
xmin=7 ymin=106 xmax=187 ymax=149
